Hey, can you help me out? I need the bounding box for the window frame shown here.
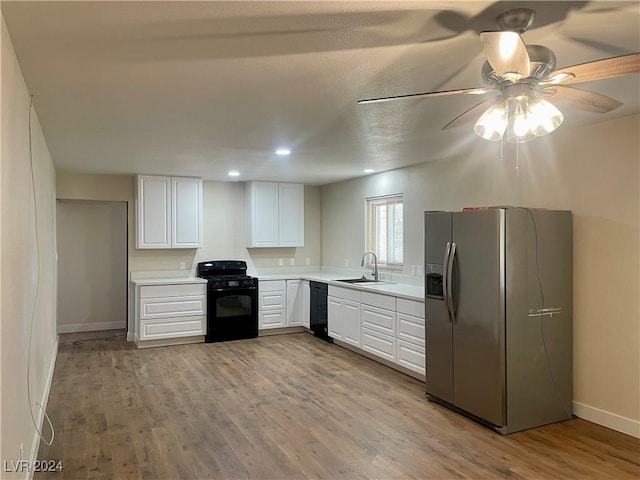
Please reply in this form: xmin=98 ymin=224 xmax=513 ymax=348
xmin=366 ymin=194 xmax=404 ymax=270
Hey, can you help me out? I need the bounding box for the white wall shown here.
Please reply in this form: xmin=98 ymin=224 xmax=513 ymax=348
xmin=1 ymin=15 xmax=59 ymax=475
xmin=56 ymin=175 xmax=322 ymax=274
xmin=56 ymin=201 xmax=127 ymax=333
xmin=321 ymin=114 xmax=639 ymax=436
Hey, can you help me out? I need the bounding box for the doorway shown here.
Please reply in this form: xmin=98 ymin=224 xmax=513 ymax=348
xmin=56 ymin=200 xmax=127 ymax=333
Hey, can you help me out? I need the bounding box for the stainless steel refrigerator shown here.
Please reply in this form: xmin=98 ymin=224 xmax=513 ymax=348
xmin=424 ymin=207 xmax=573 ymax=434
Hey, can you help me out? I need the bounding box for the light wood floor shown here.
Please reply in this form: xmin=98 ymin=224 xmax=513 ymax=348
xmin=37 ymin=331 xmax=639 ymax=479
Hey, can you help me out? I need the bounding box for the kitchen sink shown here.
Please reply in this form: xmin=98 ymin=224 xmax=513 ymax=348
xmin=336 ymin=278 xmax=394 ymax=286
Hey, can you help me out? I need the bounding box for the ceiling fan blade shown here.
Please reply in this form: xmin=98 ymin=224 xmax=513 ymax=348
xmin=442 ymin=96 xmax=502 ymax=130
xmin=480 ymin=31 xmax=530 ymax=78
xmin=357 ymin=87 xmax=493 ymax=105
xmin=544 ymin=85 xmax=623 ymax=114
xmin=548 ymin=53 xmax=640 ymax=85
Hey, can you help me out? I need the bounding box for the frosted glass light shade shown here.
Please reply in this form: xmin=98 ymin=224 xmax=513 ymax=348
xmin=506 ymin=98 xmax=536 ymax=143
xmin=528 ymin=98 xmax=564 ymax=136
xmin=473 ymin=103 xmax=508 ymax=141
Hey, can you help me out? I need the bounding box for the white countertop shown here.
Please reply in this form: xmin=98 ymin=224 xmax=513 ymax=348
xmin=257 ymin=272 xmax=424 ymax=302
xmin=130 ymin=270 xmax=424 ymax=301
xmin=131 ymin=277 xmax=207 ymax=286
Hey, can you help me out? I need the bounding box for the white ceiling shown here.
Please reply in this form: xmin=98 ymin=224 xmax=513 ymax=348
xmin=2 ymin=1 xmax=639 ymax=185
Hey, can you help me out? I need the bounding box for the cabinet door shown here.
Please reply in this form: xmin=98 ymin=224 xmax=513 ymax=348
xmin=246 ymin=182 xmax=279 ymax=247
xmin=140 ymin=316 xmax=206 ymax=340
xmin=301 ymin=280 xmax=310 ymax=328
xmin=397 ymin=312 xmax=425 ymax=347
xmin=361 ymin=303 xmax=396 ymax=337
xmin=259 ymin=310 xmax=286 ymax=329
xmin=136 ymin=175 xmax=171 ymax=248
xmin=172 ymin=177 xmax=202 ymax=248
xmin=327 ymin=296 xmax=343 ymax=340
xmin=286 ymin=280 xmax=302 ymax=326
xmin=278 ymin=183 xmax=304 ymax=247
xmin=342 ymin=300 xmax=361 ymax=348
xmin=362 ymin=327 xmax=396 ymax=362
xmin=397 ymin=339 xmax=426 ymax=375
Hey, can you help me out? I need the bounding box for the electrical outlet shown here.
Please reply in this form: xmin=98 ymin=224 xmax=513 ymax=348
xmin=416 ymin=265 xmax=424 ymax=276
xmin=305 ymin=257 xmax=311 ymax=266
xmin=179 ymin=261 xmax=186 ymax=270
xmin=410 ymin=265 xmax=417 ymax=276
xmin=278 ymin=258 xmax=284 ymax=266
xmin=344 ymin=258 xmax=349 ymax=267
xmin=289 ymin=258 xmax=295 ymax=266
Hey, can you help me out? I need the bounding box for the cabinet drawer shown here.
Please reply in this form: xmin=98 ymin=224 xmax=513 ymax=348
xmin=259 ymin=310 xmax=286 ymax=329
xmin=328 ymin=285 xmax=361 ymax=302
xmin=362 ymin=327 xmax=396 ymax=362
xmin=397 ymin=339 xmax=425 ymax=375
xmin=259 ymin=291 xmax=286 ymax=310
xmin=361 ymin=304 xmax=396 ymax=336
xmin=139 ymin=316 xmax=205 ymax=340
xmin=397 ymin=298 xmax=425 ymax=318
xmin=140 ymin=295 xmax=206 ymax=319
xmin=139 ymin=283 xmax=205 ymax=298
xmin=259 ymin=280 xmax=286 ymax=292
xmin=397 ymin=313 xmax=425 ymax=347
xmin=361 ymin=291 xmax=396 ymax=311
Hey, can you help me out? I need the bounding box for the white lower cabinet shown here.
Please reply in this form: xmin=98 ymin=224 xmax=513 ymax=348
xmin=328 ymin=286 xmax=361 ymax=348
xmin=301 ymin=280 xmax=310 ymax=328
xmin=329 ymin=286 xmax=426 ymax=378
xmin=259 ymin=280 xmax=287 ymax=330
xmin=286 ymin=280 xmax=302 ymax=327
xmin=396 ymin=298 xmax=426 ymax=375
xmin=133 ymin=281 xmax=207 ymax=347
xmin=327 ymin=296 xmax=343 ymax=341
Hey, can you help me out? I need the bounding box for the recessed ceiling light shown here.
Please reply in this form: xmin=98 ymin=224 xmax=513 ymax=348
xmin=364 ymin=169 xmax=375 ymax=173
xmin=275 ymin=148 xmax=291 ymax=156
xmin=228 ymin=170 xmax=240 ymax=177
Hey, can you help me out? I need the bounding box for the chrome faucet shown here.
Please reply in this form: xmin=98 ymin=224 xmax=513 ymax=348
xmin=361 ymin=251 xmax=379 ymax=281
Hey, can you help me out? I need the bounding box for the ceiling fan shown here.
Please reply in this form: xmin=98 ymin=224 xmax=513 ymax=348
xmin=357 ymin=8 xmax=640 ymax=143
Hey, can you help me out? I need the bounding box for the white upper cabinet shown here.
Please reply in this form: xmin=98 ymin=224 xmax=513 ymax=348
xmin=136 ymin=175 xmax=203 ymax=249
xmin=246 ymin=181 xmax=304 ymax=248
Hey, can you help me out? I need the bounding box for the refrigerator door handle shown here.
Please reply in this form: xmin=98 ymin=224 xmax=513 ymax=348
xmin=443 ymin=242 xmax=452 ymax=322
xmin=446 ymin=242 xmax=456 ymax=323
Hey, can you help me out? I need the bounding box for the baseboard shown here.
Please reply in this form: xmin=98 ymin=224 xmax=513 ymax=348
xmin=27 ymin=336 xmax=59 ymax=480
xmin=57 ymin=321 xmax=125 ymax=334
xmin=573 ymin=401 xmax=640 ymax=438
xmin=258 ymin=326 xmax=306 ymax=336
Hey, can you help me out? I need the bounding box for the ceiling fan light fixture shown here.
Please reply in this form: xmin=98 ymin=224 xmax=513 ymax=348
xmin=473 ymin=103 xmax=508 ymax=141
xmin=528 ymin=98 xmax=564 ymax=136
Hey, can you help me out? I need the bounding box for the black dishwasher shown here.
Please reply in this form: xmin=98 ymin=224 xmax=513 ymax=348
xmin=309 ymin=281 xmax=332 ymax=343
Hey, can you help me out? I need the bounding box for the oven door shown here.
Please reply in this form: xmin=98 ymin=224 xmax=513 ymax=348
xmin=206 ymin=286 xmax=258 ymax=342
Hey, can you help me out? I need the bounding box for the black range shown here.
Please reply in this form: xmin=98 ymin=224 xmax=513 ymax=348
xmin=196 ymin=260 xmax=258 ymax=343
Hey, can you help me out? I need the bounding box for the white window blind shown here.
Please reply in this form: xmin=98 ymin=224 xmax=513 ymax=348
xmin=367 ymin=194 xmax=403 ymax=268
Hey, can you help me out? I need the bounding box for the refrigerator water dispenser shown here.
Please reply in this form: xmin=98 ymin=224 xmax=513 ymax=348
xmin=426 ymin=264 xmax=444 ymax=299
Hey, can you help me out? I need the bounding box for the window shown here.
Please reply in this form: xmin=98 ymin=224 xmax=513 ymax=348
xmin=367 ymin=194 xmax=403 ymax=268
